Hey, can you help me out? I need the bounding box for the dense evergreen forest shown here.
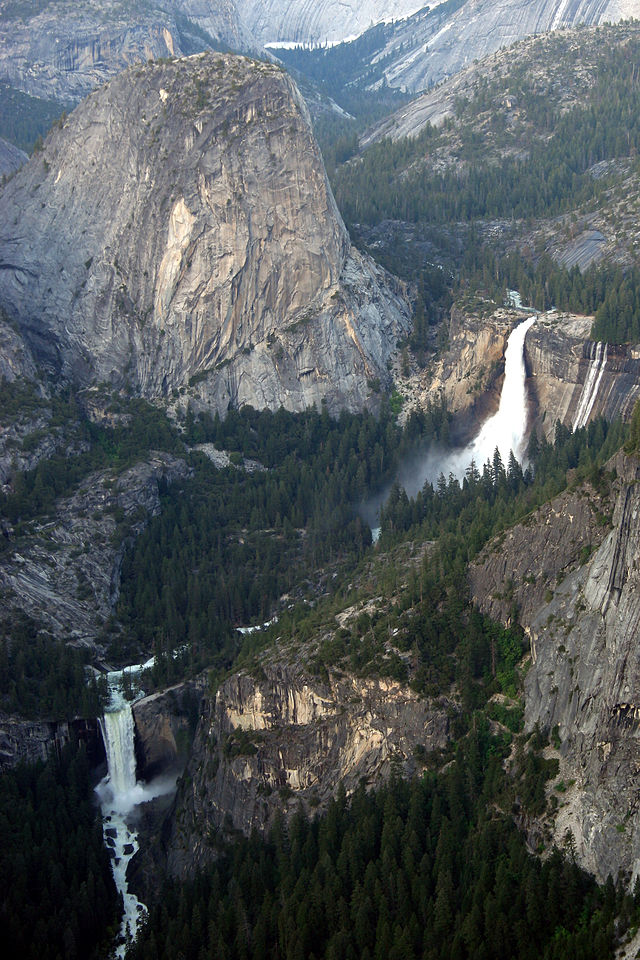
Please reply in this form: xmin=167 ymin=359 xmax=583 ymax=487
xmin=333 ymin=36 xmax=640 ymax=228
xmin=0 ymin=745 xmax=119 ymax=960
xmin=123 ymin=416 xmax=634 ymax=960
xmin=129 ymin=729 xmax=631 ymax=960
xmin=0 ymin=610 xmax=104 ymax=718
xmin=4 ymin=20 xmax=640 ymax=960
xmin=116 ymin=401 xmax=449 ymax=679
xmin=318 ymin=28 xmax=640 ymax=345
xmin=0 ymin=82 xmax=68 ymax=155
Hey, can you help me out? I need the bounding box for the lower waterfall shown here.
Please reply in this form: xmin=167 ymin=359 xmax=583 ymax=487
xmin=99 ymin=707 xmax=137 ymax=801
xmin=97 ymin=664 xmax=176 ymax=958
xmin=97 ymin=700 xmax=148 ymax=959
xmin=573 ymin=341 xmax=607 ymax=431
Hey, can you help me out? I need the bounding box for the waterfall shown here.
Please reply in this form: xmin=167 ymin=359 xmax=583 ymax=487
xmin=572 ymin=341 xmax=607 ymax=431
xmin=465 ymin=315 xmax=537 ymax=469
xmin=99 ymin=707 xmax=137 ymax=800
xmin=98 ymin=701 xmax=148 ymax=958
xmin=420 ymin=315 xmax=537 ymax=484
xmin=96 ymin=661 xmax=176 ymax=958
xmin=363 ymin=315 xmax=538 ymax=530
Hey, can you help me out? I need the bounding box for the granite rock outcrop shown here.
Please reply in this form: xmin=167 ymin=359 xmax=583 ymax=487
xmin=0 ymin=53 xmax=410 ymax=415
xmin=367 ymin=0 xmax=640 ymax=94
xmin=236 ymin=0 xmax=424 ymax=45
xmin=166 ymin=664 xmax=452 ymax=875
xmin=133 ymin=679 xmax=205 ymax=781
xmin=526 ymin=314 xmax=640 ymax=438
xmin=471 ymin=451 xmax=640 ymax=882
xmin=0 ymin=714 xmax=101 ymax=771
xmin=0 ymin=453 xmax=189 ymax=645
xmin=0 ymin=136 xmax=27 ymax=177
xmin=0 ymin=0 xmax=258 ymax=104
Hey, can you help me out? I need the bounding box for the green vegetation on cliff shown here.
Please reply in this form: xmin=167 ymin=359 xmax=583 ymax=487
xmin=321 ymin=24 xmax=640 ymax=345
xmin=0 ymin=611 xmax=104 ymax=718
xmin=116 ymin=402 xmax=450 ymax=677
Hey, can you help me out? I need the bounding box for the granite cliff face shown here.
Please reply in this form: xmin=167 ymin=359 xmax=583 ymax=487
xmin=0 ymin=452 xmax=189 ymax=645
xmin=236 ymin=0 xmax=425 ymax=45
xmin=366 ymin=0 xmax=640 ymax=94
xmin=397 ymin=303 xmax=512 ymax=432
xmin=471 ymin=450 xmax=640 ymax=882
xmin=166 ymin=664 xmax=451 ymax=875
xmin=526 ymin=314 xmax=640 ymax=438
xmin=0 ymin=0 xmax=258 ymax=104
xmin=0 ymin=714 xmax=101 ymax=771
xmin=0 ymin=53 xmax=410 ymax=415
xmin=0 ymin=136 xmax=27 ymax=177
xmin=401 ymin=304 xmax=640 ymax=440
xmin=133 ymin=680 xmax=204 ymax=780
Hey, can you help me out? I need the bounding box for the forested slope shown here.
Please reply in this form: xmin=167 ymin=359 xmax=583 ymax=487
xmin=327 ymin=23 xmax=640 ymax=344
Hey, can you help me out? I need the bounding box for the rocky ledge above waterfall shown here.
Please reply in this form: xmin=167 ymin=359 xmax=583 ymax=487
xmin=395 ymin=301 xmax=514 ymax=436
xmin=525 ymin=313 xmax=640 ymax=438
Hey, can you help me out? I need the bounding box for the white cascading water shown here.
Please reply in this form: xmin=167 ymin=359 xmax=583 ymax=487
xmin=365 ymin=314 xmax=537 ymax=534
xmin=429 ymin=315 xmax=537 ymax=483
xmin=100 ymin=707 xmax=137 ymax=799
xmin=97 ymin=660 xmax=176 ymax=959
xmin=572 ymin=341 xmax=607 ymax=431
xmin=464 ymin=315 xmax=537 ymax=469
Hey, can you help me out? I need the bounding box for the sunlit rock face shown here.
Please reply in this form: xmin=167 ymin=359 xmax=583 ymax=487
xmin=370 ymin=0 xmax=640 ymax=93
xmin=0 ymin=52 xmax=410 ymax=415
xmin=235 ymin=0 xmax=427 ymax=44
xmin=525 ymin=314 xmax=640 ymax=440
xmin=166 ymin=664 xmax=453 ymax=876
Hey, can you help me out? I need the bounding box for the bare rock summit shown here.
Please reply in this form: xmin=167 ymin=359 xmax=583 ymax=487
xmin=0 ymin=53 xmax=410 ymax=415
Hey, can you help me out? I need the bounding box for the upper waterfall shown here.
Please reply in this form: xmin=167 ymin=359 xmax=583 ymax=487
xmin=420 ymin=315 xmax=537 ymax=485
xmin=465 ymin=315 xmax=537 ymax=469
